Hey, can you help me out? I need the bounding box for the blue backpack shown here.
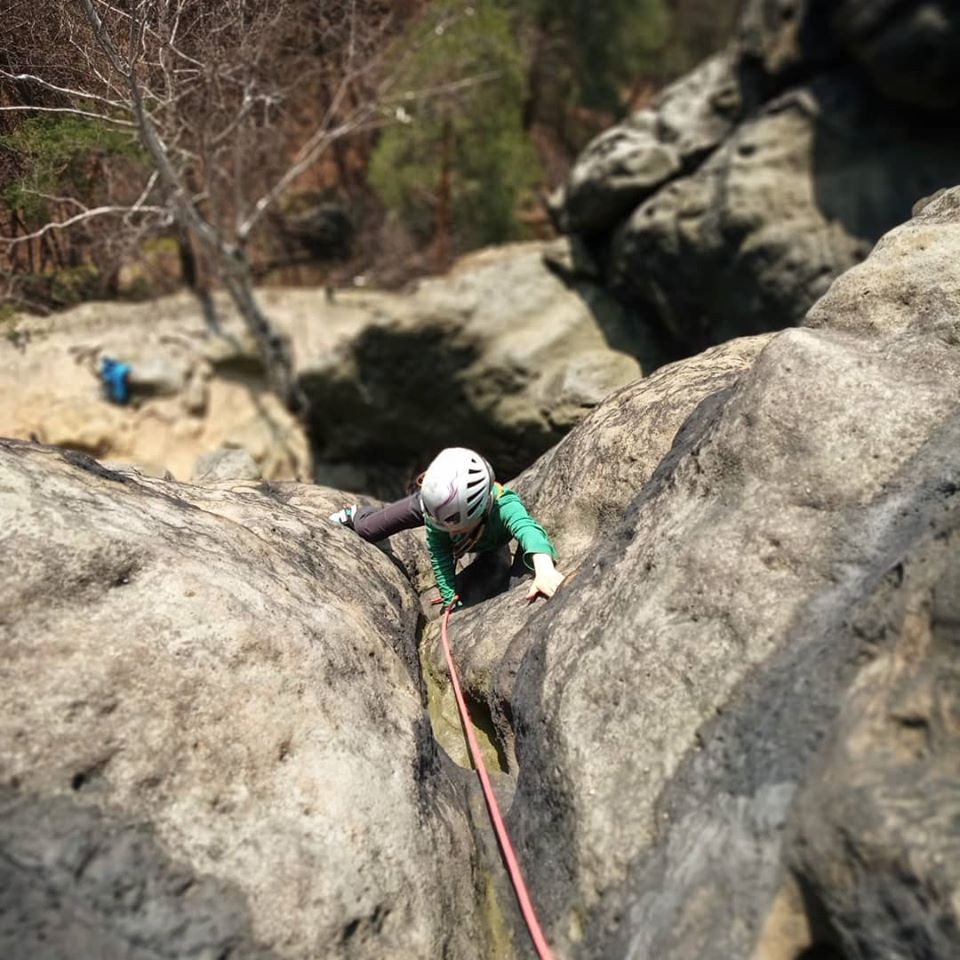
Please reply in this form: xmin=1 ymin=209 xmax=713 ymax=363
xmin=100 ymin=357 xmax=132 ymax=404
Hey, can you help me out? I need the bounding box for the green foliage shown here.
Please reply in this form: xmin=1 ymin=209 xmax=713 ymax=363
xmin=0 ymin=115 xmax=140 ymax=220
xmin=20 ymin=265 xmax=102 ymax=308
xmin=369 ymin=3 xmax=541 ymax=252
xmin=51 ymin=264 xmax=99 ymax=304
xmin=510 ymin=0 xmax=670 ymax=113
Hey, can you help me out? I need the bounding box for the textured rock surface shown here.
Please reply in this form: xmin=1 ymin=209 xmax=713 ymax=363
xmin=508 ymin=326 xmax=958 ymax=960
xmin=0 ymin=443 xmax=492 ymax=960
xmin=609 ymin=74 xmax=960 ymax=349
xmin=415 ymin=334 xmax=774 ymax=762
xmin=780 ymin=517 xmax=960 ymax=960
xmin=192 ymin=446 xmax=262 ymax=483
xmin=0 ymin=295 xmax=310 ymax=482
xmin=411 ymin=188 xmax=960 ymax=959
xmin=804 ymin=183 xmax=960 ymax=341
xmin=3 ymin=241 xmax=663 ymax=495
xmin=295 ymin=240 xmax=665 ymax=484
xmin=557 ymin=0 xmax=960 ymax=353
xmin=558 ymin=53 xmax=744 ymax=236
xmin=5 ymin=192 xmax=960 ymax=960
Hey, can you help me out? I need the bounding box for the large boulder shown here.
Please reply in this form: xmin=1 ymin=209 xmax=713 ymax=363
xmin=0 ymin=294 xmax=310 ymax=482
xmin=412 ymin=334 xmax=771 ymax=782
xmin=608 ymin=74 xmax=959 ymax=349
xmin=6 ymin=187 xmax=959 ymax=960
xmin=804 ymin=185 xmax=960 ymax=340
xmin=767 ymin=516 xmax=960 ymax=960
xmin=504 ymin=325 xmax=957 ymax=959
xmin=0 ymin=442 xmax=494 ymax=960
xmin=415 ymin=186 xmax=960 ymax=957
xmin=556 ymin=54 xmax=743 ymax=236
xmin=2 ymin=240 xmax=662 ymax=495
xmin=556 ymin=0 xmax=960 ymax=353
xmin=293 ymin=240 xmax=665 ymax=484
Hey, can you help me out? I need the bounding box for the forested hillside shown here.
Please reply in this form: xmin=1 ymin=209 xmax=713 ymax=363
xmin=0 ymin=0 xmax=739 ymax=316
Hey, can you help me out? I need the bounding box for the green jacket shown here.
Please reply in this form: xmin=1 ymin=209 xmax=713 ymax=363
xmin=426 ymin=486 xmax=556 ymax=606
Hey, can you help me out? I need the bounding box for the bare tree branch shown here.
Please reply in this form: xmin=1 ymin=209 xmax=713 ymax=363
xmin=124 ymin=169 xmax=162 ymax=224
xmin=0 ymin=69 xmax=129 ymax=108
xmin=236 ymin=109 xmax=371 ymax=240
xmin=0 ymin=105 xmax=135 ymax=126
xmin=380 ymin=70 xmax=503 ymax=107
xmin=3 ymin=0 xmax=462 ymax=411
xmin=0 ymin=205 xmax=167 ymax=246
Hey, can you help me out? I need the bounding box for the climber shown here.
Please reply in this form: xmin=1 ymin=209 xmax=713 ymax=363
xmin=329 ymin=446 xmax=565 ymax=609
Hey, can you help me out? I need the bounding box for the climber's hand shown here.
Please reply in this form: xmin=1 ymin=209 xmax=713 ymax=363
xmin=526 ymin=554 xmax=565 ymax=603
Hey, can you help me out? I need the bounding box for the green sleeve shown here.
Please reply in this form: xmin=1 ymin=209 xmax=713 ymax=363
xmin=495 ymin=489 xmax=556 ymax=569
xmin=426 ymin=524 xmax=458 ymax=605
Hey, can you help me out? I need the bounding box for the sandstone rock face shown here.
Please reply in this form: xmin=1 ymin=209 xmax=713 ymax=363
xmin=505 ymin=327 xmax=957 ymax=960
xmin=779 ymin=518 xmax=960 ymax=960
xmin=294 ymin=240 xmax=665 ymax=484
xmin=5 ymin=195 xmax=960 ymax=960
xmin=804 ymin=184 xmax=960 ymax=341
xmin=2 ymin=242 xmax=661 ymax=494
xmin=514 ymin=334 xmax=773 ymax=568
xmin=0 ymin=295 xmax=310 ymax=482
xmin=415 ymin=187 xmax=960 ymax=958
xmin=558 ymin=54 xmax=743 ymax=237
xmin=557 ymin=0 xmax=960 ymax=353
xmin=192 ymin=446 xmax=262 ymax=483
xmin=609 ymin=74 xmax=960 ymax=349
xmin=0 ymin=443 xmax=490 ymax=960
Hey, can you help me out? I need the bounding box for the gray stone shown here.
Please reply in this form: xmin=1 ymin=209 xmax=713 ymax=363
xmin=191 ymin=446 xmax=262 ymax=483
xmin=782 ymin=523 xmax=960 ymax=960
xmin=413 ymin=193 xmax=960 ymax=958
xmin=0 ymin=443 xmax=491 ymax=960
xmin=0 ymin=295 xmax=311 ymax=482
xmin=805 ymin=183 xmax=960 ymax=343
xmin=294 ymin=242 xmax=665 ymax=483
xmin=559 ymin=53 xmax=743 ymax=236
xmin=609 ymin=76 xmax=960 ymax=351
xmin=558 ymin=0 xmax=960 ymax=355
xmin=126 ymin=355 xmax=188 ymax=396
xmin=5 ymin=161 xmax=960 ymax=960
xmin=657 ymin=52 xmax=744 ymax=156
xmin=562 ymin=127 xmax=682 ymax=235
xmin=0 ymin=790 xmax=275 ymax=960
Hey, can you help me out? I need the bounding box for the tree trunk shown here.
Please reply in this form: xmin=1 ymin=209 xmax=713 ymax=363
xmin=178 ymin=227 xmax=219 ymax=333
xmin=79 ymin=0 xmax=305 ymax=418
xmin=218 ymin=252 xmax=305 ymax=413
xmin=434 ymin=118 xmax=453 ymax=271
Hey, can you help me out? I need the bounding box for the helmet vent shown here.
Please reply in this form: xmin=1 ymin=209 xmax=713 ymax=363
xmin=421 ymin=447 xmax=495 ymax=532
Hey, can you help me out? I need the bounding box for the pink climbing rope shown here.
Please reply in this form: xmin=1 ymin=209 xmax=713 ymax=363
xmin=440 ymin=605 xmax=555 ymax=960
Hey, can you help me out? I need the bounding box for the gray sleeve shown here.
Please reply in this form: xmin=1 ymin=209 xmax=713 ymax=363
xmin=352 ymin=492 xmax=424 ymax=542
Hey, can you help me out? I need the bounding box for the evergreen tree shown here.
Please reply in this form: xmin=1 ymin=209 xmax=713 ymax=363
xmin=543 ymin=0 xmax=668 ymax=111
xmin=368 ymin=3 xmax=541 ymax=262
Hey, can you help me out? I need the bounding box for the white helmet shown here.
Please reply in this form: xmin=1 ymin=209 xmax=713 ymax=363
xmin=421 ymin=447 xmax=495 ymax=533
